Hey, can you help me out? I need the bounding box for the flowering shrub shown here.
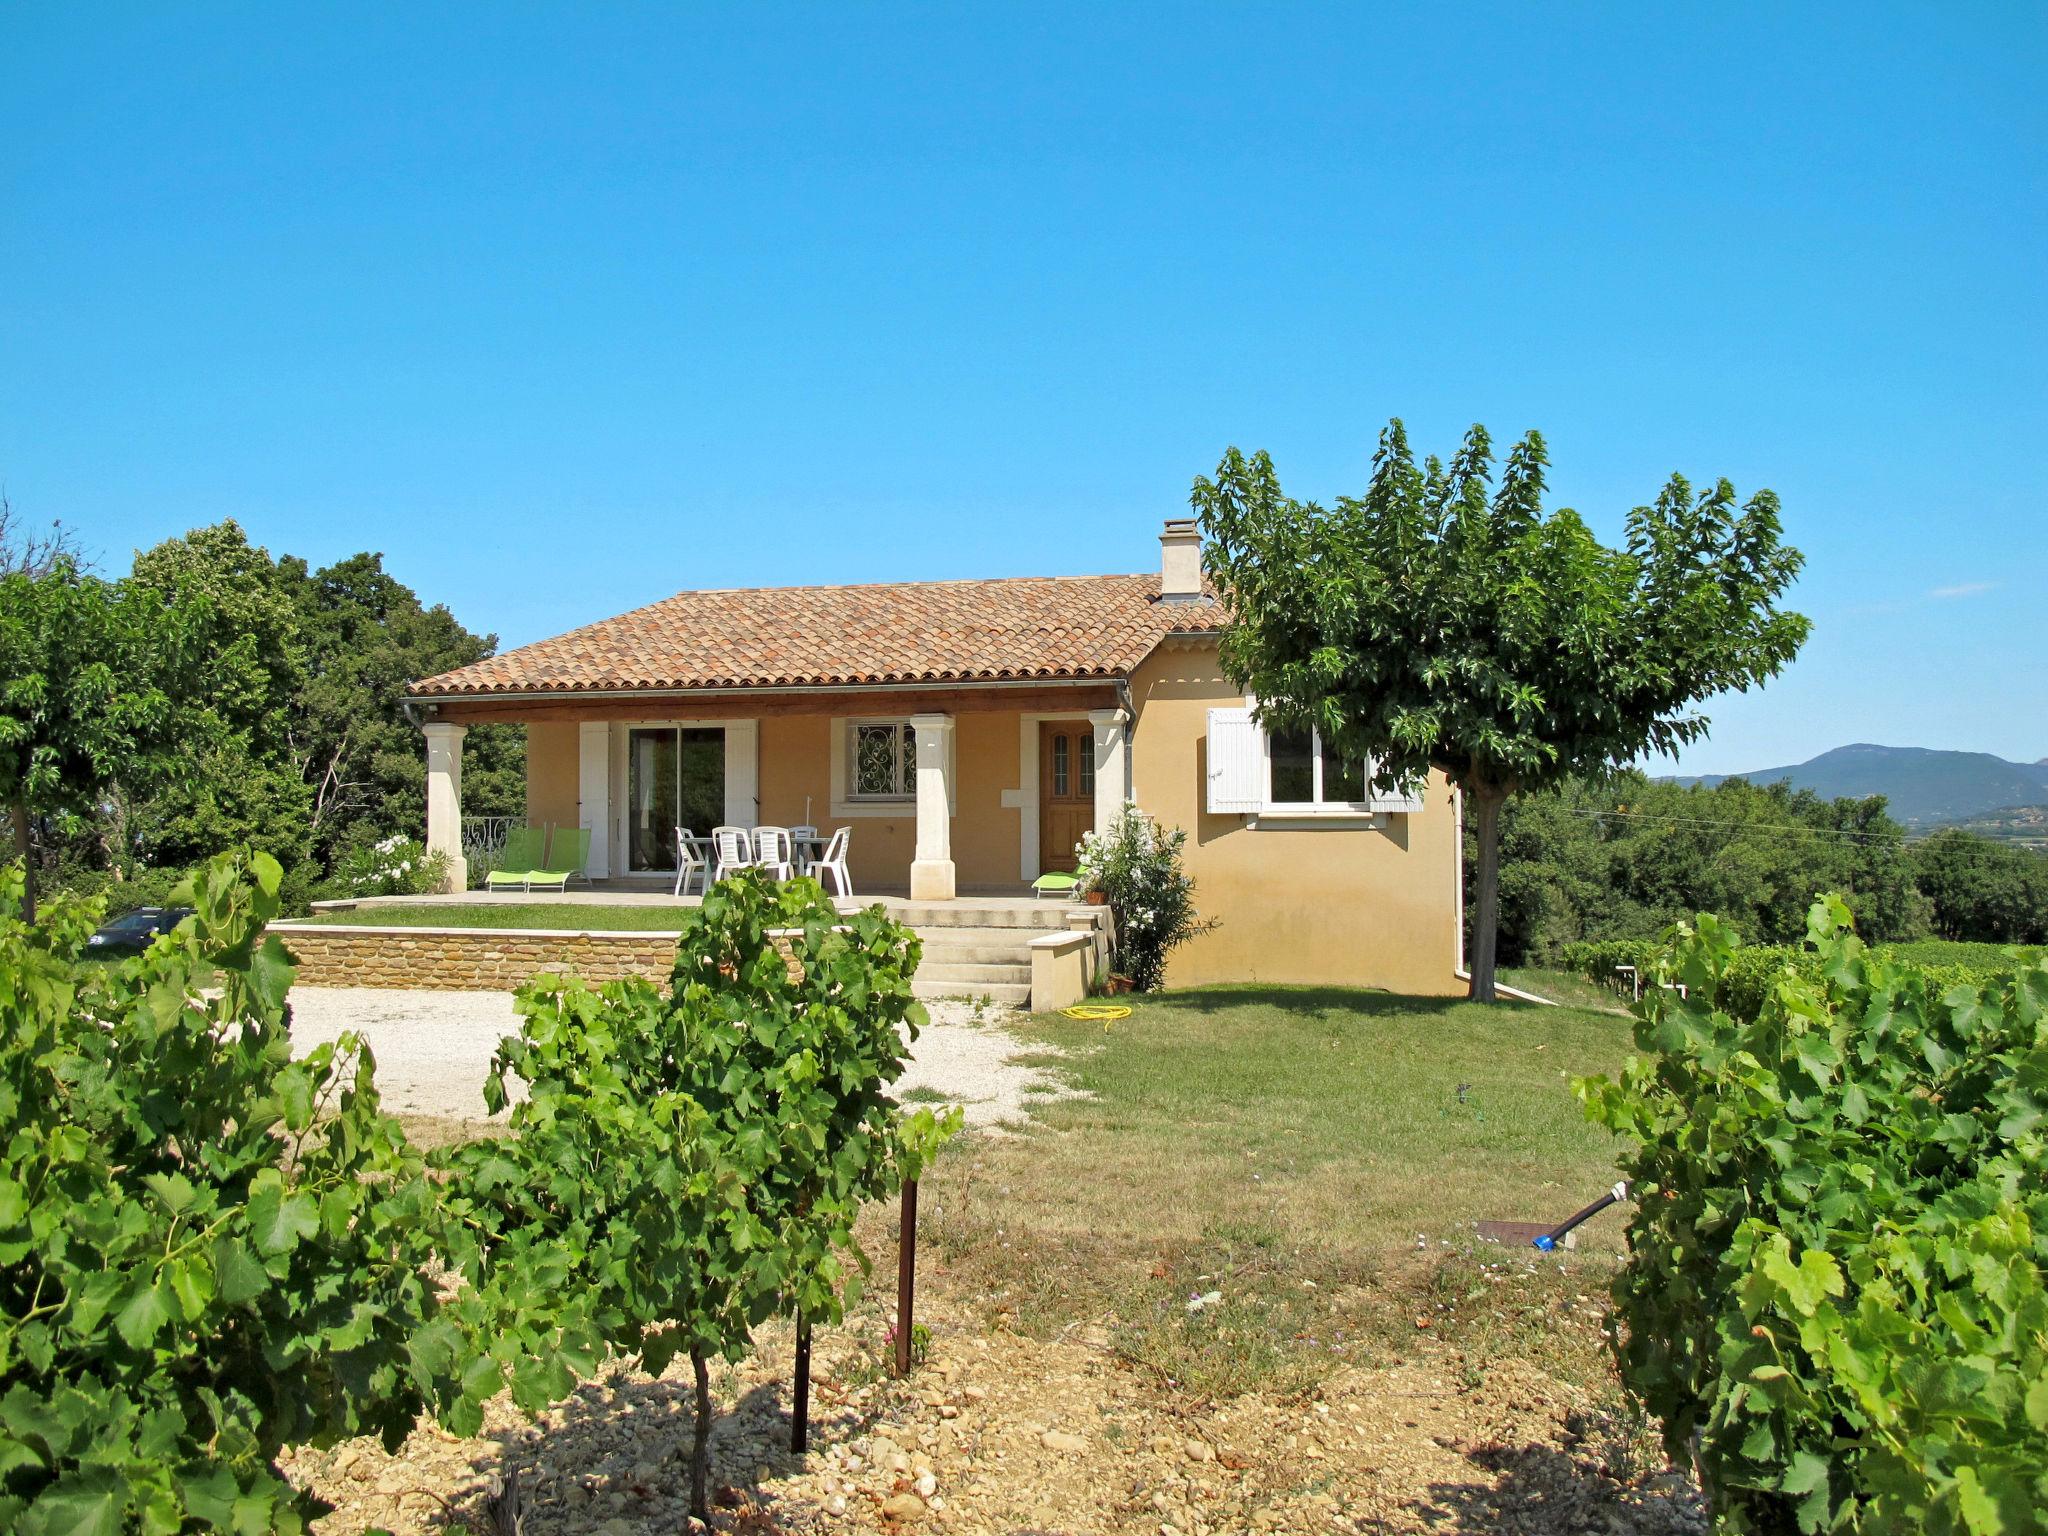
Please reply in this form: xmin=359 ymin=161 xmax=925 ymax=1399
xmin=1076 ymin=802 xmax=1212 ymax=991
xmin=1576 ymin=898 xmax=2048 ymax=1533
xmin=331 ymin=833 xmax=449 ymax=897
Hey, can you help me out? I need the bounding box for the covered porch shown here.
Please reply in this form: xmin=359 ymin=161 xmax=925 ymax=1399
xmin=417 ymin=683 xmax=1133 ymax=902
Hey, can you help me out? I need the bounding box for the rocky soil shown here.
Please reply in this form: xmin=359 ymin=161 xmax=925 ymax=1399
xmin=286 ymin=1286 xmax=1702 ymax=1536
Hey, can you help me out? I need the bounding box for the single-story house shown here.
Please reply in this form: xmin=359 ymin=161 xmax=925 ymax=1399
xmin=405 ymin=518 xmax=1465 ymax=994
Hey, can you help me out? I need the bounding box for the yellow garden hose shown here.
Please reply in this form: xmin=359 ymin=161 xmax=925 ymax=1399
xmin=1062 ymin=1003 xmax=1132 ymax=1029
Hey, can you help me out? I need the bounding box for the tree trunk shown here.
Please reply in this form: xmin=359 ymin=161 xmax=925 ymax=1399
xmin=1468 ymin=784 xmax=1505 ymax=1003
xmin=9 ymin=799 xmax=31 ymax=926
xmin=688 ymin=1347 xmax=713 ymax=1531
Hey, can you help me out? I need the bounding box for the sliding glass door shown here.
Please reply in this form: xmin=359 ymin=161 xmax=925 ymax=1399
xmin=627 ymin=726 xmax=726 ymax=872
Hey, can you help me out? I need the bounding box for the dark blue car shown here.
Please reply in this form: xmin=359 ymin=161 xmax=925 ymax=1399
xmin=85 ymin=906 xmax=194 ymax=954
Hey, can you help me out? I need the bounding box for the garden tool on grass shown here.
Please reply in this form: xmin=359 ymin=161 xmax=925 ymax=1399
xmin=1476 ymin=1181 xmax=1630 ymax=1251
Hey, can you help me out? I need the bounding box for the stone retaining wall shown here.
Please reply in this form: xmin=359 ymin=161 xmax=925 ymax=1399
xmin=271 ymin=924 xmax=681 ymax=991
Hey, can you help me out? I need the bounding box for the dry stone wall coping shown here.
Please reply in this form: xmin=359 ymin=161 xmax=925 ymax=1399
xmin=267 ymin=923 xmax=683 ymax=992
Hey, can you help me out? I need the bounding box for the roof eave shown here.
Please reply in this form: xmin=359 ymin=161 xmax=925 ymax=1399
xmin=404 ymin=674 xmax=1138 ymax=705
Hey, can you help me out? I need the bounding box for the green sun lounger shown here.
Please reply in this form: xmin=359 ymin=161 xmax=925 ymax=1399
xmin=526 ymin=826 xmax=590 ymax=892
xmin=485 ymin=825 xmax=549 ymax=891
xmin=1031 ymin=870 xmax=1083 ymax=898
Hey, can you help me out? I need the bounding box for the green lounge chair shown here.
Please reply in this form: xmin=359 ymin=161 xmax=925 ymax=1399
xmin=526 ymin=826 xmax=590 ymax=892
xmin=485 ymin=825 xmax=549 ymax=891
xmin=1031 ymin=870 xmax=1083 ymax=898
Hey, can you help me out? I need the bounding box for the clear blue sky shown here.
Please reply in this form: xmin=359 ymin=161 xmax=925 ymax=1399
xmin=4 ymin=3 xmax=2041 ymax=774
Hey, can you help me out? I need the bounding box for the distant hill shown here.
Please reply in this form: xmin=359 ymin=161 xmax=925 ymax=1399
xmin=1933 ymin=803 xmax=2048 ymax=849
xmin=1667 ymin=744 xmax=2048 ymax=827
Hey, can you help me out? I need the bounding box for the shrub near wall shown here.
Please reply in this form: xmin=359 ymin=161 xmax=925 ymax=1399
xmin=1576 ymin=899 xmax=2048 ymax=1534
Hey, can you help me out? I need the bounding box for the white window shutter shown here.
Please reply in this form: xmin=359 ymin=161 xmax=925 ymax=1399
xmin=1206 ymin=707 xmax=1264 ymax=813
xmin=1367 ymin=757 xmax=1427 ymax=813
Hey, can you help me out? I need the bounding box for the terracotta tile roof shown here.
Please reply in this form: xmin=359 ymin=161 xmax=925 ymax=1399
xmin=409 ymin=573 xmax=1223 ymax=696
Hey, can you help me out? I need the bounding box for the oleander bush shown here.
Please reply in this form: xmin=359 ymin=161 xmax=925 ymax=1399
xmin=325 ymin=832 xmax=450 ymax=898
xmin=0 ymin=852 xmax=451 ymax=1534
xmin=1577 ymin=898 xmax=2048 ymax=1534
xmin=1077 ymin=802 xmax=1213 ymax=991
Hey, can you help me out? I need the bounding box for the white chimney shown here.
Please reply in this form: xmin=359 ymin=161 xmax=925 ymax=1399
xmin=1159 ymin=516 xmax=1203 ymax=602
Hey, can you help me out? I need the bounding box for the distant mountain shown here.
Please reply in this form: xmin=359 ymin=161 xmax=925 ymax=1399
xmin=1667 ymin=744 xmax=2048 ymax=827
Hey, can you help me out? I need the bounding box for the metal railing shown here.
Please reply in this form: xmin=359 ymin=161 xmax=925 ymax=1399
xmin=461 ymin=815 xmax=518 ymax=884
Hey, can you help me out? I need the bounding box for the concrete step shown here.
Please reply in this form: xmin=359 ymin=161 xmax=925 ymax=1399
xmin=916 ymin=960 xmax=1032 ymax=987
xmin=913 ymin=927 xmax=1047 ymax=965
xmin=912 ymin=977 xmax=1033 ymax=1006
xmin=886 ymin=903 xmax=1071 ymax=930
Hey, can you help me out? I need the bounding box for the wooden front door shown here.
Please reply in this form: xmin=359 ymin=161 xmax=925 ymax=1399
xmin=1038 ymin=720 xmax=1095 ymax=873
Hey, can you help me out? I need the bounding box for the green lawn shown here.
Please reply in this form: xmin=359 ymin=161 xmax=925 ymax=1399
xmin=1500 ymin=965 xmax=1632 ymax=1013
xmin=299 ymin=902 xmax=691 ymax=931
xmin=914 ymin=984 xmax=1638 ymax=1392
xmin=998 ymin=984 xmax=1631 ymax=1250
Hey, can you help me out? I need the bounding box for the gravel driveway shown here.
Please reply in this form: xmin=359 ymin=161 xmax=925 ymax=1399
xmin=287 ymin=989 xmax=1073 ymax=1130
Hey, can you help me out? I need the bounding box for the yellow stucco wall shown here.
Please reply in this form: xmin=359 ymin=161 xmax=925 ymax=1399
xmin=755 ymin=712 xmax=1025 ymax=891
xmin=756 ymin=716 xmax=909 ymax=891
xmin=952 ymin=711 xmax=1025 ymax=888
xmin=526 ymin=721 xmax=580 ymax=834
xmin=1128 ymin=642 xmax=1464 ymax=996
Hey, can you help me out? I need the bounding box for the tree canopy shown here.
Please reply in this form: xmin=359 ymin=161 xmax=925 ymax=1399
xmin=277 ymin=548 xmax=523 ymax=864
xmin=1910 ymin=826 xmax=2048 ymax=945
xmin=1197 ymin=419 xmax=1810 ymax=999
xmin=0 ymin=559 xmax=190 ymax=918
xmin=1481 ymin=769 xmax=1933 ymax=963
xmin=9 ymin=515 xmax=523 ymax=912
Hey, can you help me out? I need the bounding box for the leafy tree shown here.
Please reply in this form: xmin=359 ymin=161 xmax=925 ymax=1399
xmin=0 ymin=852 xmax=452 ymax=1531
xmin=124 ymin=522 xmax=315 ymax=885
xmin=278 ymin=551 xmax=523 ymax=864
xmin=1197 ymin=420 xmax=1810 ymax=1000
xmin=1911 ymin=827 xmax=2048 ymax=943
xmin=0 ymin=559 xmax=187 ymax=920
xmin=1484 ymin=771 xmax=1929 ymax=963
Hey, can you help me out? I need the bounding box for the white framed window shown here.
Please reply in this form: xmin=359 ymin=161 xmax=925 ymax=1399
xmin=830 ymin=715 xmax=956 ymax=819
xmin=847 ymin=719 xmax=916 ymax=800
xmin=1264 ymin=725 xmax=1369 ymax=811
xmin=1205 ymin=707 xmax=1425 ymax=820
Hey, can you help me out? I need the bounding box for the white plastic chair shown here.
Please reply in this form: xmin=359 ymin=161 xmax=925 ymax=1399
xmin=752 ymin=826 xmax=795 ymax=880
xmin=788 ymin=824 xmax=819 ymax=874
xmin=811 ymin=826 xmax=853 ymax=898
xmin=712 ymin=825 xmax=754 ymax=881
xmin=673 ymin=827 xmax=707 ymax=897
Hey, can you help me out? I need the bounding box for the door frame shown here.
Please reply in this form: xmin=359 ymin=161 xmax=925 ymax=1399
xmin=608 ymin=719 xmax=755 ymax=875
xmin=1015 ymin=713 xmax=1097 ymax=882
xmin=1036 ymin=719 xmax=1096 ymax=876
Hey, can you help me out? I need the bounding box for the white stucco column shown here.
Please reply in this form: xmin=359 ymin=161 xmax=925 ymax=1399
xmin=422 ymin=721 xmax=468 ymax=893
xmin=1089 ymin=706 xmax=1129 ymax=840
xmin=908 ymin=712 xmax=956 ymax=901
